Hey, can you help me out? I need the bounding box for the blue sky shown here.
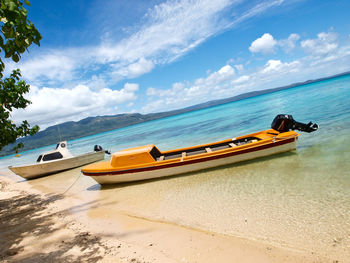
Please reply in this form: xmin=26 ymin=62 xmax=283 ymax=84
xmin=7 ymin=0 xmax=350 ymax=129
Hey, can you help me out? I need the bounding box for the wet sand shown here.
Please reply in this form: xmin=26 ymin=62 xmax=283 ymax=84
xmin=0 ymin=167 xmax=340 ymax=263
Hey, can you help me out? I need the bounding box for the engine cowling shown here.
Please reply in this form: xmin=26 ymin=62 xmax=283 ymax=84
xmin=271 ymin=114 xmax=318 ymax=133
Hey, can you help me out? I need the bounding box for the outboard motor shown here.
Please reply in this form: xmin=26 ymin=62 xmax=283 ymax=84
xmin=94 ymin=145 xmax=103 ymax=152
xmin=94 ymin=145 xmax=111 ymax=155
xmin=271 ymin=114 xmax=318 ymax=133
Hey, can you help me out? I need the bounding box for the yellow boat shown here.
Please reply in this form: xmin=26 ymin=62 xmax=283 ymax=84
xmin=81 ymin=114 xmax=318 ymax=184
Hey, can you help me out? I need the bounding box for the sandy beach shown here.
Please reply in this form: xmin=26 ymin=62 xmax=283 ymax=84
xmin=0 ymin=165 xmax=343 ymax=263
xmin=2 ymin=0 xmax=350 ymax=262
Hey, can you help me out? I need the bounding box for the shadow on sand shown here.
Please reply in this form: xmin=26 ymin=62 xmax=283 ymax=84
xmin=0 ymin=190 xmax=113 ymax=263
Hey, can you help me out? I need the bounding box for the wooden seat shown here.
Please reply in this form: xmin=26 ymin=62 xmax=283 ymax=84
xmin=205 ymin=147 xmax=212 ymax=153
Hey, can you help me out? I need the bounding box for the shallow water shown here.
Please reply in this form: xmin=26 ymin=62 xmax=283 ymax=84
xmin=1 ymin=74 xmax=350 ymax=259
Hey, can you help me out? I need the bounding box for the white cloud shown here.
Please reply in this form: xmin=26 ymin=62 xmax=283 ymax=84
xmin=234 ymin=64 xmax=244 ymax=72
xmin=249 ymin=33 xmax=277 ymax=54
xmin=232 ymin=75 xmax=250 ymax=84
xmin=142 ymin=57 xmax=306 ymax=113
xmin=202 ymin=64 xmax=235 ymax=86
xmin=141 ymin=28 xmax=350 ymax=114
xmin=10 ymin=2 xmax=350 ymax=130
xmin=278 ymin=33 xmax=300 ymax=52
xmin=228 ymin=0 xmax=284 ymax=27
xmin=11 ymin=83 xmax=139 ymax=129
xmin=309 ymin=43 xmax=350 ymax=67
xmin=301 ymin=32 xmax=338 ymax=55
xmin=143 ymin=64 xmax=237 ymax=112
xmin=86 ymin=75 xmax=108 ymax=91
xmin=141 ymin=54 xmax=317 ymax=113
xmin=261 ymin=59 xmax=282 ymax=73
xmin=127 ymin=58 xmax=154 ymax=78
xmin=146 ymin=87 xmax=158 ymax=96
xmin=14 ymin=0 xmax=290 ymax=87
xmin=123 ymin=82 xmax=139 ymax=92
xmin=250 ymin=33 xmax=300 ymax=54
xmin=17 ymin=53 xmax=76 ymax=82
xmin=91 ymin=0 xmax=239 ymax=80
xmin=112 ymin=57 xmax=155 ymax=80
xmin=261 ymin=59 xmax=301 ymax=74
xmin=298 ymin=31 xmax=350 ymax=68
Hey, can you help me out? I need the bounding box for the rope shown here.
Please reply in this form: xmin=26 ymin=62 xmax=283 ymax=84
xmin=62 ymin=172 xmax=82 ymax=195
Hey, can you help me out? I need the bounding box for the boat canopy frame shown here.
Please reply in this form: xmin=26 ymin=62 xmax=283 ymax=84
xmin=156 ymin=136 xmax=261 ymax=161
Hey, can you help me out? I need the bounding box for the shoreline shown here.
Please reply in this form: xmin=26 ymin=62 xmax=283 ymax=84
xmin=2 ymin=71 xmax=349 ymax=158
xmin=0 ymin=169 xmax=338 ymax=262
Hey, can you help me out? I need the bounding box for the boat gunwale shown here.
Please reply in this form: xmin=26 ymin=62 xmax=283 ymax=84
xmin=8 ymin=151 xmax=104 ymax=170
xmin=83 ymin=136 xmax=297 ymax=177
xmin=159 ymin=129 xmax=275 ymax=155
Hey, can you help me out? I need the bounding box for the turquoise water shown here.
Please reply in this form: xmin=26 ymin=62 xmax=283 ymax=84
xmin=1 ymin=74 xmax=350 ymax=259
xmin=1 ymin=74 xmax=349 ymax=168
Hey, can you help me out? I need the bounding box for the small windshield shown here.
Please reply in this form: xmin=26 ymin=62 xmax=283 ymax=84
xmin=42 ymin=152 xmax=63 ymax=161
xmin=36 ymin=155 xmax=43 ymax=163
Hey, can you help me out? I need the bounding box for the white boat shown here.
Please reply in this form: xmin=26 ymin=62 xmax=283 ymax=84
xmin=9 ymin=141 xmax=106 ymax=179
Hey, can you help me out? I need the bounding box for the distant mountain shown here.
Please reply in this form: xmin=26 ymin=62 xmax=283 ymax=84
xmin=1 ymin=71 xmax=349 ymax=156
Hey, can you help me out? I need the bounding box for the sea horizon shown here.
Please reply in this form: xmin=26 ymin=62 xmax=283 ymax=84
xmin=1 ymin=70 xmax=350 ymax=158
xmin=1 ymin=72 xmax=350 ymax=261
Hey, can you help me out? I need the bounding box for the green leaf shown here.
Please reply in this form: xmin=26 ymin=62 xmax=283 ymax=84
xmin=0 ymin=0 xmax=41 ymax=151
xmin=8 ymin=1 xmax=16 ymax=11
xmin=5 ymin=52 xmax=12 ymax=58
xmin=12 ymin=53 xmax=19 ymax=62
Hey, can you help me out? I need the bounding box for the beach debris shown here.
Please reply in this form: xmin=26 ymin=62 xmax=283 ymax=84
xmin=332 ymin=237 xmax=342 ymax=247
xmin=6 ymin=250 xmax=18 ymax=256
xmin=333 ymin=237 xmax=342 ymax=243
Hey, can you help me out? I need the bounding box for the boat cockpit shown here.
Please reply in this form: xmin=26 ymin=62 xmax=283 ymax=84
xmin=156 ymin=136 xmax=261 ymax=161
xmin=36 ymin=141 xmax=73 ymax=163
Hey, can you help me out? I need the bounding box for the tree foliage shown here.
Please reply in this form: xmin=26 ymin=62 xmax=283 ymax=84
xmin=0 ymin=0 xmax=41 ymax=152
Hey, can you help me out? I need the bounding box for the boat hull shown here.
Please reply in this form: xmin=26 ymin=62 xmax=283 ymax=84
xmin=89 ymin=138 xmax=296 ymax=184
xmin=9 ymin=151 xmax=105 ymax=179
